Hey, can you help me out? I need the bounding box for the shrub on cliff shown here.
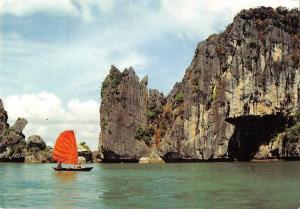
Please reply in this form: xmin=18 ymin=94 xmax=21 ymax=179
xmin=175 ymin=92 xmax=184 ymax=102
xmin=78 ymin=141 xmax=91 ymax=152
xmin=282 ymin=123 xmax=300 ymax=143
xmin=101 ymin=77 xmax=111 ymax=97
xmin=147 ymin=102 xmax=162 ymax=120
xmin=147 ymin=111 xmax=158 ymax=119
xmin=135 ymin=126 xmax=154 ymax=146
xmin=101 ymin=73 xmax=123 ymax=97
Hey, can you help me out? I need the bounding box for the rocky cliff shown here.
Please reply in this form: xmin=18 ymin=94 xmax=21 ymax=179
xmin=25 ymin=135 xmax=53 ymax=163
xmin=0 ymin=99 xmax=53 ymax=162
xmin=100 ymin=7 xmax=300 ymax=162
xmin=0 ymin=99 xmax=28 ymax=162
xmin=100 ymin=66 xmax=150 ymax=162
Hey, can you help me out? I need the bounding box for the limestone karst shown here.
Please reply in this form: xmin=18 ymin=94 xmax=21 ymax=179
xmin=99 ymin=7 xmax=300 ymax=162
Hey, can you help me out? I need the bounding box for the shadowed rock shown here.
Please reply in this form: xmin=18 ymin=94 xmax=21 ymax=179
xmin=26 ymin=135 xmax=46 ymax=152
xmin=0 ymin=99 xmax=8 ymax=134
xmin=25 ymin=135 xmax=53 ymax=163
xmin=0 ymin=116 xmax=27 ymax=162
xmin=92 ymin=151 xmax=101 ymax=163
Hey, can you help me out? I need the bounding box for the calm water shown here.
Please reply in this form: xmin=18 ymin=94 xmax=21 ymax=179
xmin=0 ymin=162 xmax=299 ymax=209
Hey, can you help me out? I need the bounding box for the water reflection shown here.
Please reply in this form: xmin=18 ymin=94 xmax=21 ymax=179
xmin=1 ymin=163 xmax=300 ymax=209
xmin=52 ymin=171 xmax=80 ymax=208
xmin=54 ymin=171 xmax=76 ymax=183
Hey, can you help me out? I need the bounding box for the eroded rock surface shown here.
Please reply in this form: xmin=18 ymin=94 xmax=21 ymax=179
xmin=92 ymin=151 xmax=102 ymax=163
xmin=100 ymin=7 xmax=300 ymax=162
xmin=100 ymin=66 xmax=150 ymax=162
xmin=0 ymin=100 xmax=28 ymax=162
xmin=139 ymin=150 xmax=165 ymax=164
xmin=25 ymin=135 xmax=53 ymax=163
xmin=0 ymin=99 xmax=54 ymax=163
xmin=0 ymin=100 xmax=8 ymax=134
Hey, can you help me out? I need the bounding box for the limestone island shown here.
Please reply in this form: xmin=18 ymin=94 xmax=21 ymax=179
xmin=99 ymin=7 xmax=300 ymax=163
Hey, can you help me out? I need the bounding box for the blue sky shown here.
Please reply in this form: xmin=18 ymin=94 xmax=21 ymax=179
xmin=0 ymin=0 xmax=298 ymax=149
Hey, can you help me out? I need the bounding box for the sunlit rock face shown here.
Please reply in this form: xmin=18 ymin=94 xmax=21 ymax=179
xmin=100 ymin=7 xmax=300 ymax=162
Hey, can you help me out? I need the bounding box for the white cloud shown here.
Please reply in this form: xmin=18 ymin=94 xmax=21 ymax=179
xmin=3 ymin=92 xmax=99 ymax=150
xmin=160 ymin=0 xmax=298 ymax=39
xmin=0 ymin=0 xmax=114 ymax=22
xmin=0 ymin=0 xmax=79 ymax=17
xmin=0 ymin=28 xmax=149 ymax=99
xmin=115 ymin=52 xmax=148 ymax=70
xmin=1 ymin=0 xmax=297 ymax=33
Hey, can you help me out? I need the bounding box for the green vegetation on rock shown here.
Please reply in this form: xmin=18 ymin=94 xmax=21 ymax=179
xmin=175 ymin=92 xmax=184 ymax=102
xmin=147 ymin=111 xmax=158 ymax=119
xmin=282 ymin=123 xmax=300 ymax=143
xmin=135 ymin=126 xmax=154 ymax=146
xmin=78 ymin=141 xmax=91 ymax=151
xmin=101 ymin=120 xmax=108 ymax=130
xmin=147 ymin=101 xmax=162 ymax=120
xmin=101 ymin=77 xmax=111 ymax=97
xmin=111 ymin=73 xmax=122 ymax=89
xmin=101 ymin=72 xmax=123 ymax=97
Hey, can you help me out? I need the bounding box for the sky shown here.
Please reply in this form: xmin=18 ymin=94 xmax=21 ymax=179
xmin=0 ymin=0 xmax=298 ymax=149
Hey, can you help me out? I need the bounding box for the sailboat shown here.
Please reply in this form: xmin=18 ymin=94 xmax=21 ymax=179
xmin=52 ymin=130 xmax=93 ymax=172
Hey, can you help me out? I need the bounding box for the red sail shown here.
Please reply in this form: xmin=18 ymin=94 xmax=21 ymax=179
xmin=52 ymin=130 xmax=78 ymax=165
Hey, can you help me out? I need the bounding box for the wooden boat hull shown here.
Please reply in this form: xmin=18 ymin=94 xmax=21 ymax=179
xmin=53 ymin=167 xmax=93 ymax=172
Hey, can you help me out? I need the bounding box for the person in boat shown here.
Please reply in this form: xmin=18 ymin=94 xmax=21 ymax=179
xmin=57 ymin=162 xmax=62 ymax=169
xmin=52 ymin=130 xmax=93 ymax=171
xmin=75 ymin=162 xmax=81 ymax=169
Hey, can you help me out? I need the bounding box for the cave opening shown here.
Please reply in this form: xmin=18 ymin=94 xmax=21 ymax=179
xmin=101 ymin=150 xmax=139 ymax=163
xmin=226 ymin=113 xmax=293 ymax=161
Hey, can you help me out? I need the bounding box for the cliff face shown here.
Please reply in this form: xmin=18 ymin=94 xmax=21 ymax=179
xmin=100 ymin=7 xmax=300 ymax=162
xmin=0 ymin=99 xmax=28 ymax=162
xmin=100 ymin=66 xmax=150 ymax=162
xmin=25 ymin=135 xmax=53 ymax=163
xmin=0 ymin=99 xmax=54 ymax=163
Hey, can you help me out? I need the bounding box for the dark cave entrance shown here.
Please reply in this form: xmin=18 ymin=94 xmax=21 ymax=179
xmin=226 ymin=114 xmax=292 ymax=161
xmin=101 ymin=149 xmax=139 ymax=163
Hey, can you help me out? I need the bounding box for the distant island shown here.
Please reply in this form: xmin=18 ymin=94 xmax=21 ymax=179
xmin=99 ymin=7 xmax=300 ymax=163
xmin=0 ymin=99 xmax=100 ymax=163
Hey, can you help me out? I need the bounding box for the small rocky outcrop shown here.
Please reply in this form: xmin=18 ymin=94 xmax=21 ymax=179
xmin=78 ymin=156 xmax=86 ymax=164
xmin=100 ymin=7 xmax=300 ymax=162
xmin=0 ymin=100 xmax=28 ymax=162
xmin=0 ymin=99 xmax=52 ymax=163
xmin=92 ymin=151 xmax=102 ymax=163
xmin=139 ymin=150 xmax=165 ymax=164
xmin=27 ymin=135 xmax=46 ymax=151
xmin=78 ymin=142 xmax=93 ymax=163
xmin=25 ymin=135 xmax=53 ymax=163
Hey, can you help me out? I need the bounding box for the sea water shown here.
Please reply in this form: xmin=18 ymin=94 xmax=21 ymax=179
xmin=0 ymin=162 xmax=299 ymax=209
